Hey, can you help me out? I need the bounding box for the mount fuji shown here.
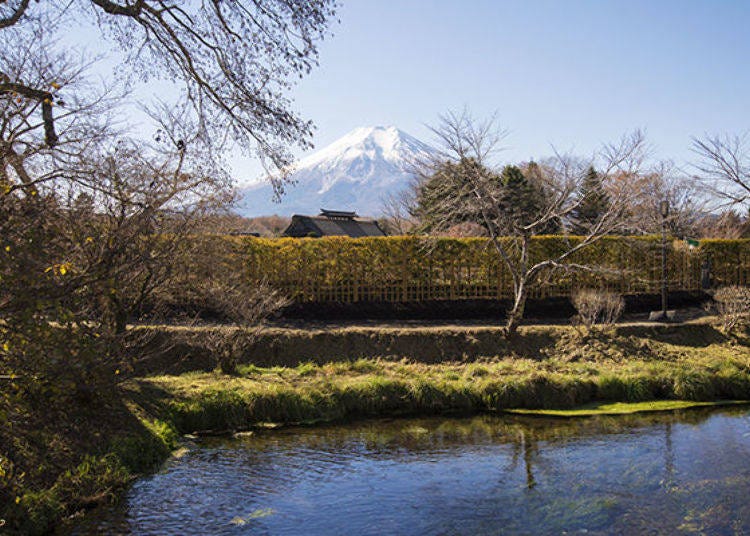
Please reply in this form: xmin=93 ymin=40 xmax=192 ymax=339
xmin=236 ymin=126 xmax=434 ymax=217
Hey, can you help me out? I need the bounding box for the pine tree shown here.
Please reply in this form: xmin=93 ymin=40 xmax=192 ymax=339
xmin=499 ymin=163 xmax=560 ymax=234
xmin=498 ymin=165 xmax=540 ymax=232
xmin=413 ymin=158 xmax=499 ymax=233
xmin=571 ymin=166 xmax=610 ymax=235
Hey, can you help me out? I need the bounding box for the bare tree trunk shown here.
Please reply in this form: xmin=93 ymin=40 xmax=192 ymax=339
xmin=506 ymin=278 xmax=528 ymax=335
xmin=418 ymin=111 xmax=645 ymax=336
xmin=101 ymin=290 xmax=129 ymax=335
xmin=503 ymin=235 xmax=530 ymax=336
xmin=114 ymin=308 xmax=128 ymax=335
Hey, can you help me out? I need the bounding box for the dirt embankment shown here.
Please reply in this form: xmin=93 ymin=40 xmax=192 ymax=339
xmin=137 ymin=316 xmax=728 ymax=374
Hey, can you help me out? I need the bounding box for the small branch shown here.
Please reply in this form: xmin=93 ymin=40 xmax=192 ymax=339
xmin=0 ymin=0 xmax=30 ymax=29
xmin=89 ymin=0 xmax=146 ymax=17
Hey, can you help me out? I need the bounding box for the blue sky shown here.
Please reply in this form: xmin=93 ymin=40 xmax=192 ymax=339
xmin=271 ymin=0 xmax=748 ymax=179
xmin=70 ymin=1 xmax=750 ymax=182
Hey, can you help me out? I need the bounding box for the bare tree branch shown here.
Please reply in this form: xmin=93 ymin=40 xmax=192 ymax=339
xmin=0 ymin=1 xmax=338 ymax=185
xmin=415 ymin=111 xmax=644 ymax=334
xmin=692 ymin=133 xmax=750 ymax=209
xmin=0 ymin=0 xmax=30 ymax=29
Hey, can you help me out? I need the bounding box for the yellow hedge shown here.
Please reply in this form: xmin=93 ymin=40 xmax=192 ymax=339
xmin=237 ymin=236 xmax=750 ymax=303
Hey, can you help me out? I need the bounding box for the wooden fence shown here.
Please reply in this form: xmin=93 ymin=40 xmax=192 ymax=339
xmin=244 ymin=236 xmax=750 ymax=303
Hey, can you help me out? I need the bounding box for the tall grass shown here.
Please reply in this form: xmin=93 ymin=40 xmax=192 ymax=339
xmin=146 ymin=346 xmax=750 ymax=433
xmin=7 ymin=324 xmax=750 ymax=534
xmin=2 ymin=418 xmax=178 ymax=535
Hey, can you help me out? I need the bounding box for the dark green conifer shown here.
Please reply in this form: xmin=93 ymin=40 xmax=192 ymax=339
xmin=571 ymin=166 xmax=610 ymax=235
xmin=413 ymin=158 xmax=498 ymax=233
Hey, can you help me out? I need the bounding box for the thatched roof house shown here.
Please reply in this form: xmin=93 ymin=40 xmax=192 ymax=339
xmin=283 ymin=209 xmax=386 ymax=238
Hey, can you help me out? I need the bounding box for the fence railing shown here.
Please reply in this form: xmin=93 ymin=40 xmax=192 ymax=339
xmin=243 ymin=236 xmax=750 ymax=303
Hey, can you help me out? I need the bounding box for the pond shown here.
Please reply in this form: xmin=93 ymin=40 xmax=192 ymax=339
xmin=70 ymin=407 xmax=750 ymax=535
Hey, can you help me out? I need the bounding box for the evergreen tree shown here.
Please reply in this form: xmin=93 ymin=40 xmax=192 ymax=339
xmin=497 ymin=164 xmax=541 ymax=232
xmin=571 ymin=166 xmax=610 ymax=235
xmin=501 ymin=163 xmax=561 ymax=234
xmin=413 ymin=158 xmax=499 ymax=233
xmin=413 ymin=161 xmax=561 ymax=235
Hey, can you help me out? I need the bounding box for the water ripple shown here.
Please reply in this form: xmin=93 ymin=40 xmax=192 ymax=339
xmin=70 ymin=407 xmax=750 ymax=536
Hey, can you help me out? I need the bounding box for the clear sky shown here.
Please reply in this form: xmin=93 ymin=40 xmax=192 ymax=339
xmin=68 ymin=1 xmax=750 ymax=183
xmin=240 ymin=0 xmax=747 ymax=183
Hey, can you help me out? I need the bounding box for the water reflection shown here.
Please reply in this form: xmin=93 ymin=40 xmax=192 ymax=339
xmin=69 ymin=407 xmax=750 ymax=535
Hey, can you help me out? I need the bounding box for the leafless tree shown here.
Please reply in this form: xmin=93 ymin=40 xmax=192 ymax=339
xmin=0 ymin=21 xmax=119 ymax=197
xmin=1 ymin=0 xmax=338 ymax=189
xmin=0 ymin=13 xmax=301 ymax=393
xmin=63 ymin=140 xmax=229 ymax=329
xmin=692 ymin=133 xmax=750 ymax=209
xmin=713 ymin=285 xmax=750 ymax=333
xmin=1 ymin=24 xmax=121 ymax=346
xmin=615 ymin=163 xmax=702 ymax=237
xmin=694 ymin=209 xmax=750 ymax=239
xmin=571 ymin=288 xmax=624 ymax=331
xmin=416 ymin=110 xmax=647 ymax=334
xmin=192 ymin=279 xmax=289 ymax=375
xmin=381 ymin=188 xmax=419 ymax=235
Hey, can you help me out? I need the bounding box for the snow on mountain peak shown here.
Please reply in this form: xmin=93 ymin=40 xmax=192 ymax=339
xmin=295 ymin=125 xmax=431 ymax=173
xmin=237 ymin=126 xmax=434 ymax=218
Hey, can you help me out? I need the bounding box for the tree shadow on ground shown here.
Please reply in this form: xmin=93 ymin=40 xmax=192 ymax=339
xmin=614 ymin=323 xmax=729 ymax=348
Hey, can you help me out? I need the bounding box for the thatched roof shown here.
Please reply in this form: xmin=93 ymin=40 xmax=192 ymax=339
xmin=283 ymin=209 xmax=386 ymax=238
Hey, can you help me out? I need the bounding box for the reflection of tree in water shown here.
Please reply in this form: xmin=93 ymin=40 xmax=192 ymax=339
xmin=511 ymin=428 xmax=546 ymax=490
xmin=523 ymin=430 xmax=538 ymax=489
xmin=664 ymin=420 xmax=674 ymax=489
xmin=206 ymin=407 xmax=741 ymax=498
xmin=220 ymin=408 xmax=732 ymax=460
xmin=483 ymin=409 xmax=726 ymax=499
xmin=506 ymin=429 xmax=540 ymax=489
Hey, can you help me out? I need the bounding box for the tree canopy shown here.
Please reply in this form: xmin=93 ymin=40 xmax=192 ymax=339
xmin=570 ymin=166 xmax=611 ymax=235
xmin=412 ymin=157 xmax=496 ymax=232
xmin=0 ymin=0 xmax=338 ymax=186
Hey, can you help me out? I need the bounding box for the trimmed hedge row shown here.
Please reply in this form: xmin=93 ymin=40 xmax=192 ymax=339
xmin=242 ymin=236 xmax=750 ymax=303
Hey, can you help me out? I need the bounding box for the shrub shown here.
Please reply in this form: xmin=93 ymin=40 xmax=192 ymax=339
xmin=713 ymin=285 xmax=750 ymax=332
xmin=243 ymin=236 xmax=750 ymax=304
xmin=571 ymin=288 xmax=625 ymax=330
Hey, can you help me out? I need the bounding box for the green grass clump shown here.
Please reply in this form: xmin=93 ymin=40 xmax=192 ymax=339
xmin=1 ymin=417 xmax=177 ymax=536
xmin=135 ymin=334 xmax=750 ymax=434
xmin=110 ymin=419 xmax=179 ymax=473
xmin=505 ymin=400 xmax=748 ymax=417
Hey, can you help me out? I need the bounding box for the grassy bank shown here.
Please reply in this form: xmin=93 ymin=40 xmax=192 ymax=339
xmin=3 ymin=322 xmax=750 ymax=534
xmin=0 ymin=393 xmax=179 ymax=535
xmin=139 ymin=318 xmax=739 ymax=373
xmin=134 ymin=341 xmax=750 ymax=433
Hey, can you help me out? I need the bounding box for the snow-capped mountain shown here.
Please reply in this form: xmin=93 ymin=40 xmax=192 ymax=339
xmin=236 ymin=126 xmax=434 ymax=217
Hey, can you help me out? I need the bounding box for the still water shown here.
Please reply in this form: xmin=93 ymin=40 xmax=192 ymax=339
xmin=71 ymin=407 xmax=750 ymax=535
